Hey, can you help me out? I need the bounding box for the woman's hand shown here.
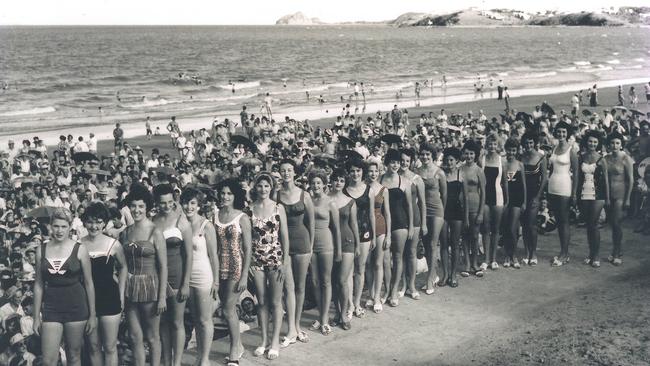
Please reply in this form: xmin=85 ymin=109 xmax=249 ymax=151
xmin=420 ymin=223 xmax=428 ymax=237
xmin=407 ymin=226 xmax=414 ymax=240
xmin=383 ymin=235 xmax=391 ymax=250
xmin=236 ymin=274 xmax=248 ymax=293
xmin=156 ymin=299 xmax=167 ymax=315
xmin=177 ymin=284 xmax=190 ymax=302
xmin=476 ymin=213 xmax=484 ymax=225
xmin=33 ymin=314 xmax=41 ymax=336
xmin=210 ymin=281 xmax=220 ymax=300
xmin=85 ymin=316 xmax=97 ymax=335
xmin=334 ymin=250 xmax=342 ymax=262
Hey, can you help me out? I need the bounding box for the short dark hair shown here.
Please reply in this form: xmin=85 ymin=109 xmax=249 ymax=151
xmin=384 ymin=149 xmax=401 ymax=165
xmin=152 ymin=184 xmax=174 ymax=202
xmin=81 ymin=202 xmax=110 ymax=224
xmin=124 ymin=183 xmax=154 ymax=211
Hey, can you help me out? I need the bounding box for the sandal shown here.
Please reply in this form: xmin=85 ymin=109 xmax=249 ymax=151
xmin=503 ymin=259 xmax=511 ymax=268
xmin=280 ymin=336 xmax=296 ymax=348
xmin=479 ymin=262 xmax=488 ymax=271
xmin=591 ymin=260 xmax=601 ymax=268
xmin=529 ymin=258 xmax=538 ymax=266
xmin=266 ymin=349 xmax=279 ymax=360
xmin=474 ymin=269 xmax=484 ymax=278
xmin=583 ymin=258 xmax=592 ymax=265
xmin=309 ymin=320 xmax=321 ymax=331
xmin=512 ymin=259 xmax=521 ymax=269
xmin=354 ymin=307 xmax=366 ymax=318
xmin=389 ymin=298 xmax=399 ymax=307
xmin=227 ymin=361 xmax=240 ymax=366
xmin=551 ymin=257 xmax=563 ymax=267
xmin=522 ymin=258 xmax=529 ymax=265
xmin=612 ymin=258 xmax=622 ymax=266
xmin=373 ymin=302 xmax=383 ymax=313
xmin=341 ymin=321 xmax=352 ymax=330
xmin=297 ymin=331 xmax=310 ymax=343
xmin=321 ymin=324 xmax=332 ymax=336
xmin=224 ymin=347 xmax=245 ymax=363
xmin=460 ymin=271 xmax=470 ymax=278
xmin=490 ymin=261 xmax=499 ymax=270
xmin=253 ymin=346 xmax=267 ymax=357
xmin=447 ymin=278 xmax=459 ymax=288
xmin=409 ymin=291 xmax=421 ymax=300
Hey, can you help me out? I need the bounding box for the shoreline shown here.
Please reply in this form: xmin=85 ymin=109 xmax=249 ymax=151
xmin=3 ymin=77 xmax=649 ymax=151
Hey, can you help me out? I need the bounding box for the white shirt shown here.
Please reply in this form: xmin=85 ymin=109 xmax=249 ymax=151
xmin=87 ymin=136 xmax=98 ymax=153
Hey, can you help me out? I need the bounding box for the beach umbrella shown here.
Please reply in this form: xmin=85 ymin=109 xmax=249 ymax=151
xmin=239 ymin=157 xmax=263 ymax=167
xmin=582 ymin=109 xmax=592 ymax=117
xmin=630 ymin=109 xmax=645 ymax=117
xmin=85 ymin=169 xmax=111 ymax=176
xmin=338 ymin=149 xmax=364 ymax=161
xmin=26 ymin=206 xmax=59 ymax=220
xmin=516 ymin=112 xmax=533 ymax=122
xmin=612 ymin=106 xmax=628 ymax=111
xmin=541 ymin=102 xmax=555 ymax=116
xmin=313 ymin=153 xmax=337 ymax=167
xmin=337 ymin=135 xmax=354 ymax=147
xmin=72 ymin=152 xmax=98 ymax=164
xmin=11 ymin=176 xmax=38 ymax=185
xmin=230 ymin=135 xmax=256 ymax=151
xmin=154 ymin=166 xmax=177 ymax=176
xmin=380 ymin=134 xmax=402 ymax=145
xmin=28 ymin=150 xmax=44 ymax=158
xmin=15 ymin=154 xmax=33 ymax=160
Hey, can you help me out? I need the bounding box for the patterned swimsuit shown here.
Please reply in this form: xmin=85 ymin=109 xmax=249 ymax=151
xmin=250 ymin=205 xmax=284 ymax=271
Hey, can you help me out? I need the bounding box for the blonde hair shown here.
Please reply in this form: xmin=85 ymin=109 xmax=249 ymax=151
xmin=50 ymin=207 xmax=73 ymax=225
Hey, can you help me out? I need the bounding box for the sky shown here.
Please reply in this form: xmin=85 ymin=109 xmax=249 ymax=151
xmin=1 ymin=0 xmax=647 ymax=25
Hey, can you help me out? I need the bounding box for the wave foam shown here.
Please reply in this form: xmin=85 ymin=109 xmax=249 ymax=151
xmin=0 ymin=106 xmax=57 ymax=117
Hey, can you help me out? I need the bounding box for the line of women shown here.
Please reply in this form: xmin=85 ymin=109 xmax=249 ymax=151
xmin=32 ymin=126 xmax=632 ymax=366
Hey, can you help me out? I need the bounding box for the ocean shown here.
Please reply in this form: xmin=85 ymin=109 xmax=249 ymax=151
xmin=1 ymin=25 xmax=649 ymax=139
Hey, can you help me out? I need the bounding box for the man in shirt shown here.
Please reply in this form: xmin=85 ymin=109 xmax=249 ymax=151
xmin=87 ymin=132 xmax=98 ymax=154
xmin=0 ymin=287 xmax=24 ymax=321
xmin=390 ymin=105 xmax=402 ymax=129
xmin=113 ymin=123 xmax=124 ymax=153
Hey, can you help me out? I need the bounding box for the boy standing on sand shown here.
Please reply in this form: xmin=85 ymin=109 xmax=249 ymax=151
xmin=263 ymin=93 xmax=273 ymax=120
xmin=112 ymin=123 xmax=123 ymax=154
xmin=145 ymin=116 xmax=152 ymax=140
xmin=497 ymin=79 xmax=504 ymax=100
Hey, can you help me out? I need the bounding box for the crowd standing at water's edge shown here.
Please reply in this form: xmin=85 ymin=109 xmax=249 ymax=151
xmin=1 ymin=83 xmax=650 ymax=366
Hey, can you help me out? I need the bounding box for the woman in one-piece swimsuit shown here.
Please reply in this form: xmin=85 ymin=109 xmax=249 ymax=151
xmin=604 ymin=132 xmax=633 ymax=266
xmin=520 ymin=132 xmax=547 ymax=266
xmin=330 ymin=168 xmax=360 ymax=330
xmin=81 ymin=202 xmax=128 ymax=366
xmin=480 ymin=134 xmax=507 ymax=271
xmin=152 ymin=183 xmax=193 ymax=366
xmin=416 ymin=143 xmax=447 ymax=293
xmin=460 ymin=141 xmax=486 ymax=277
xmin=440 ymin=147 xmax=466 ymax=288
xmin=398 ymin=148 xmax=426 ymax=300
xmin=502 ymin=138 xmax=526 ymax=268
xmin=309 ymin=171 xmax=339 ymax=336
xmin=578 ymin=130 xmax=608 ymax=268
xmin=548 ymin=121 xmax=579 ymax=266
xmin=380 ymin=149 xmax=413 ymax=307
xmin=277 ymin=159 xmax=314 ymax=343
xmin=366 ymin=161 xmax=392 ymax=314
xmin=343 ymin=159 xmax=375 ymax=318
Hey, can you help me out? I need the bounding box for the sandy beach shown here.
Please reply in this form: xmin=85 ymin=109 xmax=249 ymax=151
xmin=7 ymin=78 xmax=643 ymax=158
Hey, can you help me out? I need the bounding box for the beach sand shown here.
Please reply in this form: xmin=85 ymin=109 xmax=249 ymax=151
xmin=6 ymin=77 xmax=649 ymax=154
xmin=84 ymin=81 xmax=650 ymax=159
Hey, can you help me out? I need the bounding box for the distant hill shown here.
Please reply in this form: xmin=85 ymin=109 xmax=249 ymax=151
xmin=275 ymin=12 xmax=324 ymax=25
xmin=275 ymin=7 xmax=650 ymax=27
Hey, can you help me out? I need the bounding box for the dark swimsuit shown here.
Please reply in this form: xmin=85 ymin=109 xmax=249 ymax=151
xmin=278 ymin=190 xmax=311 ymax=255
xmin=374 ymin=186 xmax=387 ymax=237
xmin=382 ymin=176 xmax=409 ymax=231
xmin=506 ymin=170 xmax=525 ymax=208
xmin=344 ymin=185 xmax=373 ymax=242
xmin=524 ymin=157 xmax=543 ymax=204
xmin=41 ymin=242 xmax=89 ymax=323
xmin=89 ymin=239 xmax=122 ymax=316
xmin=445 ymin=170 xmax=464 ymax=221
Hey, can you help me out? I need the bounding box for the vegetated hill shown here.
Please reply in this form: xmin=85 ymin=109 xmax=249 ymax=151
xmin=527 ymin=12 xmax=627 ymax=26
xmin=387 ymin=12 xmax=430 ymax=26
xmin=411 ymin=12 xmax=462 ymax=26
xmin=275 ymin=12 xmax=325 ymax=25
